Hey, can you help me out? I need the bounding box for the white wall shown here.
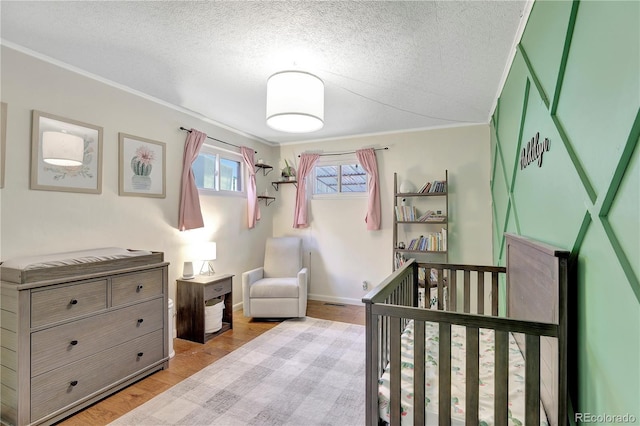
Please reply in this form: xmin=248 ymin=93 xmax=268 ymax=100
xmin=1 ymin=46 xmax=494 ymax=309
xmin=0 ymin=46 xmax=277 ymax=307
xmin=273 ymin=125 xmax=494 ymax=304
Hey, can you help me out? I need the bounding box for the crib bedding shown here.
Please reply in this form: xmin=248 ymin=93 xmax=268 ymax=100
xmin=378 ymin=320 xmax=548 ymax=426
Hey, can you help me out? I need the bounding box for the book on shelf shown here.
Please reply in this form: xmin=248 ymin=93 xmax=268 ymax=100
xmin=424 ymin=215 xmax=446 ymax=222
xmin=417 ymin=210 xmax=446 ymax=222
xmin=395 ymin=205 xmax=418 ymax=221
xmin=418 ymin=181 xmax=430 ymax=193
xmin=442 ymin=227 xmax=447 ymax=251
xmin=402 ymin=229 xmax=447 ymax=252
xmin=394 ymin=252 xmax=409 ymax=269
xmin=418 ymin=180 xmax=446 ymax=193
xmin=397 ymin=207 xmax=446 ymax=223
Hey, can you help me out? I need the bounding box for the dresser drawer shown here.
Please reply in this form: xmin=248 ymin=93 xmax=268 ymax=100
xmin=31 ymin=297 xmax=164 ymax=377
xmin=204 ymin=278 xmax=231 ymax=300
xmin=112 ymin=269 xmax=163 ymax=306
xmin=31 ymin=280 xmax=107 ymax=328
xmin=31 ymin=329 xmax=164 ymax=421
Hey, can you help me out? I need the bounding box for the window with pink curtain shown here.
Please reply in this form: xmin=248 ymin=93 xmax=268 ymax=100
xmin=178 ymin=129 xmax=207 ymax=231
xmin=241 ymin=146 xmax=260 ymax=229
xmin=293 ymin=153 xmax=320 ymax=228
xmin=356 ymin=148 xmax=381 ymax=230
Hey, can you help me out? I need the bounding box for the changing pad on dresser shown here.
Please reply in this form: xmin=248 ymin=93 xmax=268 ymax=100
xmin=1 ymin=247 xmax=162 ymax=284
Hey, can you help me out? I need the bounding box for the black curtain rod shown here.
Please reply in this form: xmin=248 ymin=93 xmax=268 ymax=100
xmin=179 ymin=127 xmax=256 ymax=153
xmin=298 ymin=147 xmax=389 ymax=157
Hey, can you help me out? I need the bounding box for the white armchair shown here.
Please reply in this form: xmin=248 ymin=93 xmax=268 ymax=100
xmin=242 ymin=237 xmax=308 ymax=318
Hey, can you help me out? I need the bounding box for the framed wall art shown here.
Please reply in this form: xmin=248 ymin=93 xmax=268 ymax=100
xmin=119 ymin=133 xmax=166 ymax=198
xmin=1 ymin=102 xmax=7 ymax=188
xmin=30 ymin=110 xmax=103 ymax=194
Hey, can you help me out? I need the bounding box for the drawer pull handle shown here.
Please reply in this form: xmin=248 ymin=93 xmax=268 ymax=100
xmin=70 ymin=340 xmax=78 ymax=346
xmin=136 ymin=284 xmax=144 ymax=292
xmin=70 ymin=380 xmax=78 ymax=387
xmin=69 ymin=299 xmax=78 ymax=305
xmin=137 ymin=318 xmax=144 ymax=324
xmin=137 ymin=352 xmax=144 ymax=357
xmin=214 ymin=286 xmax=223 ymax=292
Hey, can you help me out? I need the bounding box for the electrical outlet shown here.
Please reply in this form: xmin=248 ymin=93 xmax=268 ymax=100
xmin=362 ymin=281 xmax=368 ymax=290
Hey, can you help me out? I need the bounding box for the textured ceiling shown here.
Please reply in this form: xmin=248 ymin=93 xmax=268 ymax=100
xmin=1 ymin=1 xmax=530 ymax=144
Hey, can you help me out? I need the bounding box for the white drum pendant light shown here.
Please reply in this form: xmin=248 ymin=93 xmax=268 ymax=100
xmin=266 ymin=71 xmax=324 ymax=133
xmin=42 ymin=131 xmax=84 ymax=166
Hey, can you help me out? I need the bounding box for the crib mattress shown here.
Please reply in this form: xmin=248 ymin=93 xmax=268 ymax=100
xmin=378 ymin=320 xmax=548 ymax=426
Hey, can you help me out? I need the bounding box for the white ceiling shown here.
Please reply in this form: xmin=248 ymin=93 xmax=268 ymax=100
xmin=1 ymin=1 xmax=530 ymax=145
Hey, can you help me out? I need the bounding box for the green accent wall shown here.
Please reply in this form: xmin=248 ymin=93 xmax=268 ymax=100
xmin=491 ymin=0 xmax=639 ymax=422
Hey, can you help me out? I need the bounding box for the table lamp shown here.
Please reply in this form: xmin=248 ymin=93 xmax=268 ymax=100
xmin=198 ymin=242 xmax=217 ymax=275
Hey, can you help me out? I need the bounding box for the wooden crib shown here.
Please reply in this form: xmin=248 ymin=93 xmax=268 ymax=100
xmin=363 ymin=233 xmax=569 ymax=425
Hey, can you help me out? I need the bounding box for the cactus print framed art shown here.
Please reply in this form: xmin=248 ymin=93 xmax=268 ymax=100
xmin=30 ymin=110 xmax=103 ymax=194
xmin=118 ymin=133 xmax=166 ymax=198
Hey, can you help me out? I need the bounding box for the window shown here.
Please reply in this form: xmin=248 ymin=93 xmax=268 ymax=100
xmin=313 ymin=158 xmax=367 ymax=196
xmin=192 ymin=145 xmax=244 ymax=195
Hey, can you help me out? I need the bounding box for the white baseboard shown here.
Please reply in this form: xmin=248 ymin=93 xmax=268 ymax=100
xmin=308 ymin=294 xmax=363 ymax=306
xmin=234 ymin=295 xmax=364 ymax=313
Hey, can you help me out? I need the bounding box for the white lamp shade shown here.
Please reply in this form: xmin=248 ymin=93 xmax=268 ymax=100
xmin=42 ymin=131 xmax=84 ymax=166
xmin=200 ymin=242 xmax=217 ymax=261
xmin=266 ymin=71 xmax=324 ymax=133
xmin=190 ymin=241 xmax=217 ymax=261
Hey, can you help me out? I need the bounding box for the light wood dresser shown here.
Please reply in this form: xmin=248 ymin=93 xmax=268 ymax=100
xmin=0 ymin=250 xmax=169 ymax=426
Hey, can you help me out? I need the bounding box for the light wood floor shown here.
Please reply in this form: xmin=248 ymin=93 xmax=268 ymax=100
xmin=58 ymin=300 xmax=365 ymax=425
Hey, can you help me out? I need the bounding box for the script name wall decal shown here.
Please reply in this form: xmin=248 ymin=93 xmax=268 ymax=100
xmin=520 ymin=132 xmax=550 ymax=170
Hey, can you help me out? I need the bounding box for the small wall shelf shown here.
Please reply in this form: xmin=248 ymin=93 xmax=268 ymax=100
xmin=257 ymin=195 xmax=276 ymax=206
xmin=272 ymin=180 xmax=297 ymax=191
xmin=255 ymin=163 xmax=273 ymax=176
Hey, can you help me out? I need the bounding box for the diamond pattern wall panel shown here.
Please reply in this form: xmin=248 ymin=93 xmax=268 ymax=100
xmin=512 ymin=77 xmax=588 ymax=248
xmin=519 ymin=0 xmax=573 ymax=109
xmin=554 ymin=1 xmax=640 ymax=202
xmin=495 ymin=54 xmax=529 ymax=181
xmin=490 ymin=0 xmax=639 ymax=419
xmin=577 ymin=221 xmax=639 ymax=417
xmin=490 ymin=139 xmax=510 ymax=261
xmin=604 ymin=131 xmax=640 ymax=295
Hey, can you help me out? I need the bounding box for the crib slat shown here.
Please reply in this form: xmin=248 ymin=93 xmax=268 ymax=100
xmin=390 ymin=316 xmax=402 ymax=425
xmin=492 ymin=271 xmax=499 ymax=316
xmin=449 ymin=270 xmax=457 ymax=311
xmin=437 ymin=268 xmax=444 ymax=310
xmin=404 ymin=274 xmax=409 ymax=307
xmin=464 ymin=270 xmax=471 ymax=313
xmin=414 ymin=321 xmax=426 ymax=426
xmin=466 ymin=326 xmax=480 ymax=424
xmin=494 ymin=330 xmax=509 ymax=426
xmin=365 ymin=305 xmax=379 ymax=425
xmin=381 ymin=316 xmax=388 ymax=374
xmin=439 ymin=322 xmax=451 ymax=426
xmin=477 ymin=272 xmax=485 ymax=315
xmin=525 ymin=334 xmax=541 ymax=425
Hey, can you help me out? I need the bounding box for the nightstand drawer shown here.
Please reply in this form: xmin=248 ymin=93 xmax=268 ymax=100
xmin=204 ymin=279 xmax=231 ymax=300
xmin=31 ymin=298 xmax=164 ymax=376
xmin=31 ymin=280 xmax=107 ymax=328
xmin=112 ymin=269 xmax=163 ymax=306
xmin=31 ymin=330 xmax=164 ymax=421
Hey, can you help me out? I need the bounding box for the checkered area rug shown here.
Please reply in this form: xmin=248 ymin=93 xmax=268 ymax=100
xmin=111 ymin=317 xmax=366 ymax=426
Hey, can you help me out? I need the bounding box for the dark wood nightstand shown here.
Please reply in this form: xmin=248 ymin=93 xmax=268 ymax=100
xmin=176 ymin=274 xmax=233 ymax=343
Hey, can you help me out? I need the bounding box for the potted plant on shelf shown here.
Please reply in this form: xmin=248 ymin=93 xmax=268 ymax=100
xmin=281 ymin=159 xmax=296 ymax=181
